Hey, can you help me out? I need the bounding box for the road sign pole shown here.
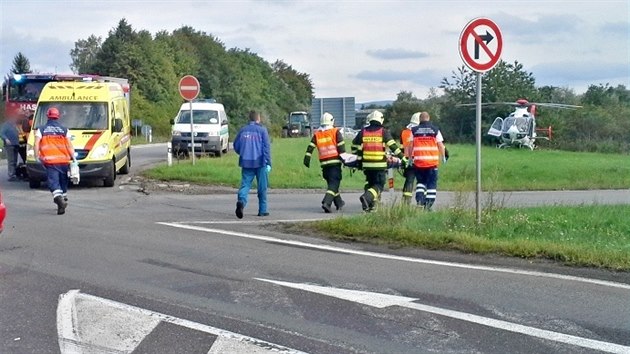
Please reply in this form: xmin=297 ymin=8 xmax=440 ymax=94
xmin=475 ymin=72 xmax=482 ymax=224
xmin=189 ymin=100 xmax=195 ymax=165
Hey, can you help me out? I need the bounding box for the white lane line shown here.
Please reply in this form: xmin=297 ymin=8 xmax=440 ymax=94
xmin=176 ymin=218 xmax=329 ymax=225
xmin=258 ymin=278 xmax=630 ymax=354
xmin=158 ymin=222 xmax=630 ymax=290
xmin=58 ymin=290 xmax=306 ymax=354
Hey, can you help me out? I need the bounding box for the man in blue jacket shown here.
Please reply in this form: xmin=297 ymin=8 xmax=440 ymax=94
xmin=233 ymin=110 xmax=272 ymax=219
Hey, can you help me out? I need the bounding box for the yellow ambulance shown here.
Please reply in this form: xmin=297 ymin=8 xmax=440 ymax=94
xmin=26 ymin=80 xmax=131 ymax=188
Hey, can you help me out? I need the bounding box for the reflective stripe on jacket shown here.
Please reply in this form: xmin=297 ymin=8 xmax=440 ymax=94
xmin=412 ymin=123 xmax=440 ymax=168
xmin=39 ymin=121 xmax=72 ymax=165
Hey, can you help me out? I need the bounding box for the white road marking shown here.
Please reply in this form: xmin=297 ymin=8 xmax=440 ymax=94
xmin=178 ymin=218 xmax=329 ymax=225
xmin=57 ymin=290 xmax=305 ymax=354
xmin=158 ymin=222 xmax=630 ymax=290
xmin=257 ymin=278 xmax=630 ymax=354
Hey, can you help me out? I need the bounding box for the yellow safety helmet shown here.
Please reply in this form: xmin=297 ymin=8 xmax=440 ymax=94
xmin=367 ymin=110 xmax=384 ymax=125
xmin=320 ymin=112 xmax=334 ymax=126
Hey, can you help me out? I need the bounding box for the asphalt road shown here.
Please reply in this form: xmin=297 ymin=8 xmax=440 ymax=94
xmin=0 ymin=144 xmax=628 ymax=354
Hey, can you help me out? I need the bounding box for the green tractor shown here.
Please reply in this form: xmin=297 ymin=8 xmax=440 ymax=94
xmin=281 ymin=111 xmax=311 ymax=138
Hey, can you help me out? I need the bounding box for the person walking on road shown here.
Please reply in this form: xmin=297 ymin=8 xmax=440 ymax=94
xmin=234 ymin=110 xmax=272 ymax=219
xmin=303 ymin=112 xmax=346 ymax=213
xmin=400 ymin=112 xmax=420 ymax=204
xmin=0 ymin=115 xmax=21 ymax=181
xmin=352 ymin=111 xmax=406 ymax=212
xmin=34 ymin=107 xmax=76 ymax=215
xmin=411 ymin=112 xmax=446 ymax=211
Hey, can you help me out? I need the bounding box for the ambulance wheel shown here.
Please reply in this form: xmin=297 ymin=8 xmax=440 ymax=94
xmin=104 ymin=160 xmax=116 ymax=187
xmin=119 ymin=150 xmax=130 ymax=175
xmin=29 ymin=179 xmax=41 ymax=189
xmin=215 ymin=148 xmax=223 ymax=157
xmin=222 ymin=141 xmax=229 ymax=154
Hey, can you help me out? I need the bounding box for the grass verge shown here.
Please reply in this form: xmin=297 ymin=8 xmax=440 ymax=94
xmin=306 ymin=204 xmax=630 ymax=270
xmin=144 ymin=137 xmax=630 ymax=190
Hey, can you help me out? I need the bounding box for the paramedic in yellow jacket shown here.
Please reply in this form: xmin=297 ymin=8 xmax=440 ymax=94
xmin=351 ymin=111 xmax=406 ymax=212
xmin=304 ymin=112 xmax=346 ymax=213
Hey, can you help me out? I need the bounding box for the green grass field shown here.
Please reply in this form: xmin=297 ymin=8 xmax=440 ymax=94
xmin=144 ymin=137 xmax=630 ymax=191
xmin=305 ymin=204 xmax=630 ymax=270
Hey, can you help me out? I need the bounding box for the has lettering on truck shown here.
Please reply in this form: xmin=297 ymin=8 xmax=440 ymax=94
xmin=26 ymin=80 xmax=132 ymax=188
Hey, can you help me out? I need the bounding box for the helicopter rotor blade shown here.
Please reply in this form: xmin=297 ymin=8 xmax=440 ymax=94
xmin=533 ymin=103 xmax=583 ymax=109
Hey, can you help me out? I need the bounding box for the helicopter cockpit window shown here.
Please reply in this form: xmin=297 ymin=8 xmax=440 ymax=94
xmin=514 ymin=117 xmax=528 ymax=133
xmin=504 ymin=117 xmax=515 ymax=131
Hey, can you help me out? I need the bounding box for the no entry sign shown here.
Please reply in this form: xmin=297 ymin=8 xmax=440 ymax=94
xmin=178 ymin=75 xmax=200 ymax=101
xmin=459 ymin=18 xmax=503 ymax=72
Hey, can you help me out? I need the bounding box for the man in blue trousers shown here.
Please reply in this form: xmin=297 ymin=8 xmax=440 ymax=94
xmin=234 ymin=110 xmax=272 ymax=219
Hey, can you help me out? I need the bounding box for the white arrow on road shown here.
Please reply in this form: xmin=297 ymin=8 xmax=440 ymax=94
xmin=256 ymin=278 xmax=630 ymax=354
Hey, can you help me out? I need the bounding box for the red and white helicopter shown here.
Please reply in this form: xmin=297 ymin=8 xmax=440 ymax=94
xmin=474 ymin=99 xmax=581 ymax=150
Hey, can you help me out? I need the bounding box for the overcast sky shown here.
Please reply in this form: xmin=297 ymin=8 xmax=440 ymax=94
xmin=1 ymin=0 xmax=628 ymax=102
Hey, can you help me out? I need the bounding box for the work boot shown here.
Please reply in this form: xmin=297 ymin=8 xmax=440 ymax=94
xmin=333 ymin=195 xmax=345 ymax=211
xmin=424 ymin=200 xmax=435 ymax=212
xmin=359 ymin=194 xmax=371 ymax=212
xmin=322 ymin=193 xmax=335 ymax=214
xmin=54 ymin=196 xmax=67 ymax=215
xmin=402 ymin=195 xmax=412 ymax=205
xmin=235 ymin=201 xmax=244 ymax=219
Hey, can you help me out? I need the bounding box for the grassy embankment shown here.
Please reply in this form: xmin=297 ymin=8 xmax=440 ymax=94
xmin=307 ymin=203 xmax=630 ymax=270
xmin=144 ymin=137 xmax=630 ymax=190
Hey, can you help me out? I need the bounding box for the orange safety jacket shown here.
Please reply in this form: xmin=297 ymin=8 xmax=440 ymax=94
xmin=39 ymin=121 xmax=72 ymax=165
xmin=412 ymin=123 xmax=440 ymax=168
xmin=315 ymin=128 xmax=340 ymax=161
xmin=400 ymin=128 xmax=413 ymax=158
xmin=361 ymin=127 xmax=386 ymax=168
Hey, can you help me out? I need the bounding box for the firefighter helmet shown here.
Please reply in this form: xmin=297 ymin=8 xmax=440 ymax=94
xmin=47 ymin=107 xmax=60 ymax=119
xmin=367 ymin=111 xmax=384 ymax=125
xmin=320 ymin=112 xmax=334 ymax=126
xmin=410 ymin=112 xmax=421 ymax=126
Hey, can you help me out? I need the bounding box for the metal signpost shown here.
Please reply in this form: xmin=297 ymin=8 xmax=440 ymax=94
xmin=459 ymin=17 xmax=503 ymax=223
xmin=178 ymin=75 xmax=201 ymax=165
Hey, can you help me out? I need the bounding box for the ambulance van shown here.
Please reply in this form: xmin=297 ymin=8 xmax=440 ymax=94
xmin=26 ymin=81 xmax=131 ymax=188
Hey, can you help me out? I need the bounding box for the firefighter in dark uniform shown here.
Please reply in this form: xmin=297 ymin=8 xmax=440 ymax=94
xmin=411 ymin=112 xmax=445 ymax=211
xmin=400 ymin=112 xmax=420 ymax=204
xmin=304 ymin=112 xmax=346 ymax=213
xmin=352 ymin=111 xmax=406 ymax=212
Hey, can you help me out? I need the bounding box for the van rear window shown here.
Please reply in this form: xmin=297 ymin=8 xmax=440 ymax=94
xmin=177 ymin=110 xmax=219 ymax=124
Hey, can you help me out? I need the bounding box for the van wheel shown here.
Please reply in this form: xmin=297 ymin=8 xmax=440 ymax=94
xmin=215 ymin=148 xmax=223 ymax=157
xmin=29 ymin=179 xmax=41 ymax=189
xmin=222 ymin=141 xmax=229 ymax=154
xmin=119 ymin=149 xmax=130 ymax=175
xmin=104 ymin=159 xmax=116 ymax=187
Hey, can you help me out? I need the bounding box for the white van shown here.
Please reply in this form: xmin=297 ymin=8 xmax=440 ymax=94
xmin=171 ymin=99 xmax=229 ymax=157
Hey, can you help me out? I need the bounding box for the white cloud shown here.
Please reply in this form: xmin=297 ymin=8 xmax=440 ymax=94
xmin=367 ymin=49 xmax=430 ymax=60
xmin=1 ymin=0 xmax=628 ymax=102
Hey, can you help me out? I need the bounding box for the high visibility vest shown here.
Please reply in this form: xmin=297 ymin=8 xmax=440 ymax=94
xmin=401 ymin=128 xmax=413 ymax=158
xmin=39 ymin=122 xmax=72 ymax=165
xmin=412 ymin=124 xmax=440 ymax=168
xmin=361 ymin=127 xmax=387 ymax=169
xmin=315 ymin=128 xmax=340 ymax=161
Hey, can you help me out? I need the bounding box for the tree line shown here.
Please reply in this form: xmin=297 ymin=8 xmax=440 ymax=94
xmin=70 ymin=19 xmax=313 ymax=136
xmin=379 ymin=60 xmax=630 ymax=154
